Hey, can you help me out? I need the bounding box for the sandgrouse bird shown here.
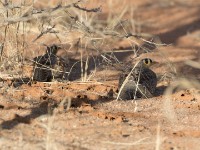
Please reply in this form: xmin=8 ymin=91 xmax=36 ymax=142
xmin=118 ymin=58 xmax=157 ymax=100
xmin=33 ymin=44 xmax=62 ymax=82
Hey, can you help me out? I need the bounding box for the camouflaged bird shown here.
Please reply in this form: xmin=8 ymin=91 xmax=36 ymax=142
xmin=52 ymin=56 xmax=69 ymax=81
xmin=118 ymin=58 xmax=157 ymax=100
xmin=33 ymin=44 xmax=61 ymax=82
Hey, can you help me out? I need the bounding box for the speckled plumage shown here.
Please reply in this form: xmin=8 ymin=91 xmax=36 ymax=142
xmin=118 ymin=58 xmax=157 ymax=100
xmin=33 ymin=67 xmax=52 ymax=82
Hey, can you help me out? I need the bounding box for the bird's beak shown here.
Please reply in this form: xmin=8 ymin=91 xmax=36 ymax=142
xmin=152 ymin=61 xmax=159 ymax=65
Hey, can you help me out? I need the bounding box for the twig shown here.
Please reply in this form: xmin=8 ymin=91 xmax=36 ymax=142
xmin=73 ymin=4 xmax=102 ymax=12
xmin=32 ymin=25 xmax=57 ymax=42
xmin=0 ymin=1 xmax=82 ymax=25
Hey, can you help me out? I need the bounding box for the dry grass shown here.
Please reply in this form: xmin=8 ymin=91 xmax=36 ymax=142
xmin=0 ymin=0 xmax=162 ymax=75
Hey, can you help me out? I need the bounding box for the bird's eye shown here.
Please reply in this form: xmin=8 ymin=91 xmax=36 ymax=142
xmin=143 ymin=58 xmax=152 ymax=66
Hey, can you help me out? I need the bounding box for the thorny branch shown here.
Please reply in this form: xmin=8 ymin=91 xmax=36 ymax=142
xmin=0 ymin=0 xmax=145 ymax=42
xmin=0 ymin=1 xmax=101 ymax=26
xmin=73 ymin=3 xmax=102 ymax=12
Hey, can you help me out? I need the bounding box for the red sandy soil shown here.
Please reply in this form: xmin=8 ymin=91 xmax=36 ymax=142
xmin=0 ymin=0 xmax=200 ymax=149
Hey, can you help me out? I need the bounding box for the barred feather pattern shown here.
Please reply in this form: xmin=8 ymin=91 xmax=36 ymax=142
xmin=118 ymin=63 xmax=157 ymax=100
xmin=33 ymin=67 xmax=52 ymax=82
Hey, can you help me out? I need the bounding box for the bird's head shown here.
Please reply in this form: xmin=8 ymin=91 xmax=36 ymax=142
xmin=46 ymin=44 xmax=61 ymax=55
xmin=139 ymin=58 xmax=157 ymax=68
